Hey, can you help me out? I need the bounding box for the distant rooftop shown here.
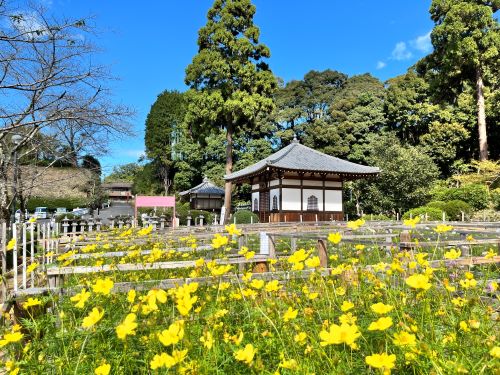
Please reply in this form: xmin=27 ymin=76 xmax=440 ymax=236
xmin=102 ymin=182 xmax=133 ymax=189
xmin=225 ymin=137 xmax=380 ymax=182
xmin=179 ymin=177 xmax=224 ymax=196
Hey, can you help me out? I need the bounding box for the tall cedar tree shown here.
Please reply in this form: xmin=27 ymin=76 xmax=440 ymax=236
xmin=423 ymin=0 xmax=500 ymax=160
xmin=145 ymin=91 xmax=186 ymax=194
xmin=185 ymin=0 xmax=276 ymax=222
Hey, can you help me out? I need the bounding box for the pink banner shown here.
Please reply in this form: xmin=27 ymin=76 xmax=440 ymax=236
xmin=135 ymin=196 xmax=175 ymax=208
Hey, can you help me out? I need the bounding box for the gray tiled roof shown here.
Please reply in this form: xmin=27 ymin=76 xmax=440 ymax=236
xmin=225 ymin=140 xmax=380 ymax=181
xmin=179 ymin=178 xmax=225 ymax=196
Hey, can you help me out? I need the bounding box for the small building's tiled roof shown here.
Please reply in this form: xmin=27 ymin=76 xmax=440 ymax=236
xmin=225 ymin=138 xmax=380 ymax=182
xmin=102 ymin=182 xmax=133 ymax=189
xmin=179 ymin=178 xmax=225 ymax=196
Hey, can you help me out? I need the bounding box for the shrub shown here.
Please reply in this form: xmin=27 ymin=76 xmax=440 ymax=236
xmin=363 ymin=214 xmax=392 ymax=221
xmin=232 ymin=210 xmax=259 ymax=224
xmin=26 ymin=196 xmax=88 ymax=212
xmin=491 ymin=188 xmax=500 ymax=210
xmin=426 ymin=201 xmax=447 ymax=211
xmin=443 ymin=200 xmax=473 ymax=220
xmin=403 ymin=206 xmax=444 ymax=221
xmin=431 ymin=184 xmax=489 ymax=210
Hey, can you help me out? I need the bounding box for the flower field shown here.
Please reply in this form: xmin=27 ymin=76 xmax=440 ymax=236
xmin=1 ymin=222 xmax=499 ymax=374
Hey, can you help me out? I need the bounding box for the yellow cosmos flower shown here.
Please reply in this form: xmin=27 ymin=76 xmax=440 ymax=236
xmin=371 ymin=302 xmax=394 ymax=315
xmin=490 ymin=346 xmax=500 ymax=358
xmin=484 ymin=248 xmax=498 ymax=259
xmin=444 ymin=249 xmax=461 ymax=260
xmin=265 ymin=280 xmax=282 ymax=293
xmin=137 ymin=225 xmax=153 ymax=236
xmin=26 ymin=262 xmax=39 ymax=273
xmin=244 ymin=251 xmax=255 ymax=260
xmin=403 ymin=216 xmax=420 ymax=228
xmin=434 ymin=224 xmax=453 ymax=233
xmin=347 ymin=218 xmax=365 ymax=230
xmin=82 ymin=307 xmax=104 ymax=329
xmin=305 ymin=256 xmax=321 ymax=268
xmin=459 ymin=278 xmax=477 ymax=289
xmin=225 ymin=223 xmax=242 ymax=236
xmin=92 ymin=278 xmax=114 ymax=295
xmin=158 ymin=320 xmax=185 ymax=346
xmin=288 ymin=249 xmax=308 ymax=264
xmin=211 ymin=234 xmax=229 ymax=249
xmin=250 ymin=279 xmax=264 ymax=290
xmin=200 ymin=331 xmax=214 ymax=349
xmin=127 ymin=289 xmax=136 ymax=304
xmin=355 ymin=244 xmax=366 ymax=251
xmin=6 ymin=238 xmax=16 ymax=251
xmin=71 ymin=288 xmax=91 ymax=309
xmin=150 ymin=349 xmax=188 ymax=370
xmin=368 ymin=316 xmax=393 ymax=331
xmin=283 ymin=307 xmax=298 ymax=322
xmin=328 ymin=232 xmax=342 ymax=244
xmin=365 ymin=353 xmax=396 ymax=372
xmin=234 ymin=344 xmax=256 ymax=365
xmin=279 ymin=359 xmax=298 ymax=370
xmin=94 ymin=363 xmax=111 ymax=375
xmin=0 ymin=331 xmax=24 ymax=347
xmin=319 ymin=323 xmax=361 ymax=349
xmin=339 ymin=313 xmax=357 ymax=325
xmin=22 ymin=298 xmax=42 ymax=309
xmin=405 ymin=274 xmax=432 ymax=290
xmin=340 ymin=301 xmax=354 ymax=312
xmin=294 ymin=332 xmax=307 ymax=344
xmin=116 ymin=313 xmax=138 ymax=340
xmin=393 ymin=331 xmax=416 ymax=347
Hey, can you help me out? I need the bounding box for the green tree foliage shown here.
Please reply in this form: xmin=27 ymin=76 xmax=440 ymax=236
xmin=185 ymin=0 xmax=277 ymax=219
xmin=105 ymin=163 xmax=142 ymax=182
xmin=420 ymin=0 xmax=500 ymax=160
xmin=350 ymin=134 xmax=439 ymax=215
xmin=145 ymin=90 xmax=186 ymax=194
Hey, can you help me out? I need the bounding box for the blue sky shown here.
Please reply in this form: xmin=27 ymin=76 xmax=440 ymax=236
xmin=46 ymin=0 xmax=434 ymax=174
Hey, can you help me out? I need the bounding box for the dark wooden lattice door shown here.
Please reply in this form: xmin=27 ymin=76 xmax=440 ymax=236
xmin=259 ymin=190 xmax=269 ymax=222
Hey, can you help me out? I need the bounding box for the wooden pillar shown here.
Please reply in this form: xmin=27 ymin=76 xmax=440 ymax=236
xmin=322 ymin=175 xmax=326 ymax=220
xmin=279 ymin=175 xmax=283 ymax=222
xmin=300 ymin=172 xmax=304 ymax=217
xmin=317 ymin=239 xmax=328 ymax=268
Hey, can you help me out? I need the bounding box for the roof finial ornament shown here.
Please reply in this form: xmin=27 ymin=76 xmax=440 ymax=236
xmin=203 ymin=175 xmax=209 ymax=183
xmin=292 ymin=133 xmax=299 ymax=144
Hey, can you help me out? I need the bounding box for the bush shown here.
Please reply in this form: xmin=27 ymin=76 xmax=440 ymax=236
xmin=403 ymin=206 xmax=444 ymax=221
xmin=26 ymin=196 xmax=88 ymax=212
xmin=426 ymin=201 xmax=447 ymax=211
xmin=443 ymin=200 xmax=472 ymax=220
xmin=363 ymin=214 xmax=392 ymax=221
xmin=431 ymin=184 xmax=489 ymax=210
xmin=491 ymin=188 xmax=500 ymax=210
xmin=232 ymin=210 xmax=259 ymax=224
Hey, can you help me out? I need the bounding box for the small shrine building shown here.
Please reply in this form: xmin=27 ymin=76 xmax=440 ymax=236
xmin=224 ymin=137 xmax=380 ymax=222
xmin=179 ymin=177 xmax=225 ymax=211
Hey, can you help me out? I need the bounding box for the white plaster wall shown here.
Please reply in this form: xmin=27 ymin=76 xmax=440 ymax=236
xmin=302 ymin=189 xmax=324 ymax=210
xmin=325 ymin=181 xmax=342 ymax=188
xmin=282 ymin=188 xmax=301 ymax=210
xmin=269 ymin=179 xmax=280 ymax=187
xmin=251 ymin=192 xmax=259 ymax=210
xmin=282 ymin=179 xmax=301 ymax=186
xmin=270 ymin=188 xmax=280 ymax=210
xmin=325 ymin=190 xmax=343 ymax=211
xmin=303 ymin=180 xmax=323 ymax=187
xmin=252 ymin=184 xmax=259 ymax=190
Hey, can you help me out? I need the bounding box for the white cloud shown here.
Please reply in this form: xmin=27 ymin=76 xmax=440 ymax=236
xmin=376 ymin=61 xmax=386 ymax=69
xmin=10 ymin=11 xmax=49 ymax=39
xmin=391 ymin=42 xmax=412 ymax=60
xmin=411 ymin=31 xmax=432 ymax=53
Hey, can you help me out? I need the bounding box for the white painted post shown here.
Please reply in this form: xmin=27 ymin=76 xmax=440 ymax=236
xmin=250 ymin=215 xmax=253 ymax=224
xmin=22 ymin=223 xmax=27 ymax=289
xmin=396 ymin=212 xmax=399 ymax=221
xmin=410 ymin=213 xmax=413 ymax=219
xmin=315 ymin=214 xmax=318 ymax=222
xmin=461 ymin=211 xmax=465 ymax=222
xmin=300 ymin=214 xmax=303 ymax=223
xmin=30 ymin=222 xmax=35 ymax=287
xmin=425 ymin=213 xmax=428 ymax=222
xmin=234 ymin=216 xmax=236 ymax=224
xmin=13 ymin=223 xmax=18 ymax=293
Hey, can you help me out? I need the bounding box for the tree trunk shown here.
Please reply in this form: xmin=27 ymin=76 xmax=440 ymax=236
xmin=223 ymin=123 xmax=234 ymax=224
xmin=0 ymin=156 xmax=10 ymax=225
xmin=476 ymin=68 xmax=488 ymax=161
